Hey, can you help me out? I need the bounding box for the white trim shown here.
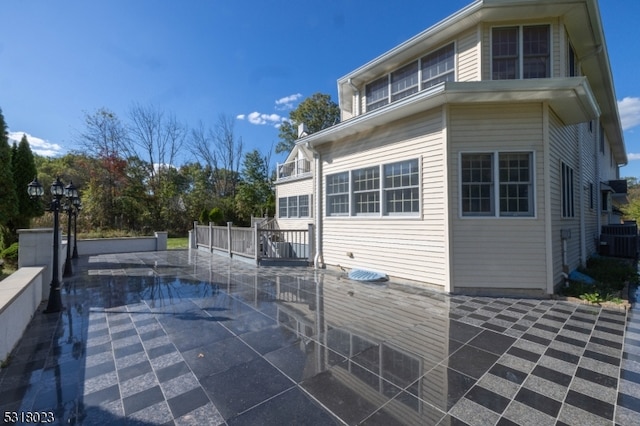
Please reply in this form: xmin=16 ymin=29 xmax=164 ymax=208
xmin=543 ymin=103 xmax=554 ymax=294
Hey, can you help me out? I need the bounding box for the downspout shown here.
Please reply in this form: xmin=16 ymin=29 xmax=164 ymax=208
xmin=306 ymin=141 xmax=324 ymax=268
xmin=579 ymin=125 xmax=586 ymax=266
xmin=348 ymin=78 xmax=360 ymax=117
xmin=595 ymin=122 xmax=601 ymax=247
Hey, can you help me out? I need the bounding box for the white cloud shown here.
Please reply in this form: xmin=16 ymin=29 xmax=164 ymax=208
xmin=618 ymin=97 xmax=640 ymax=131
xmin=7 ymin=131 xmax=64 ymax=157
xmin=245 ymin=111 xmax=285 ymax=127
xmin=236 ymin=114 xmax=246 ymax=120
xmin=627 ymin=153 xmax=640 ymax=161
xmin=275 ymin=93 xmax=302 ymax=110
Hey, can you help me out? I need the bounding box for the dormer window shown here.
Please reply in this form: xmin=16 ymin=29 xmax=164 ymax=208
xmin=492 ymin=25 xmax=550 ymax=80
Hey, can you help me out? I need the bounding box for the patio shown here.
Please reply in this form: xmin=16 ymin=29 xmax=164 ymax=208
xmin=0 ymin=249 xmax=639 ymax=425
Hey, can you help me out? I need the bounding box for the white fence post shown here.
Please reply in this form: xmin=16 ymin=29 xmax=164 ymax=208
xmin=209 ymin=222 xmax=213 ymax=253
xmin=254 ymin=223 xmax=260 ymax=265
xmin=308 ymin=223 xmax=314 ymax=265
xmin=227 ymin=222 xmax=233 ymax=258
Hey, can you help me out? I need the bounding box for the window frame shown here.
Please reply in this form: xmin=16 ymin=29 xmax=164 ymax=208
xmin=459 ymin=151 xmax=536 ymax=218
xmin=325 ymin=158 xmax=422 ymax=219
xmin=278 ymin=195 xmax=311 ymax=218
xmin=384 ymin=158 xmax=421 ymax=216
xmin=491 ymin=24 xmax=551 ymax=80
xmin=326 ymin=172 xmax=350 ymax=216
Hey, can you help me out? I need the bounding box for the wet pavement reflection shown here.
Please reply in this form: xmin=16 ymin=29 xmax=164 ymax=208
xmin=0 ymin=250 xmax=639 ymax=425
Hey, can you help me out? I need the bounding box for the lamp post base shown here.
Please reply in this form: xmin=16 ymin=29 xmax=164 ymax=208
xmin=63 ymin=258 xmax=73 ymax=277
xmin=44 ymin=285 xmax=62 ymax=313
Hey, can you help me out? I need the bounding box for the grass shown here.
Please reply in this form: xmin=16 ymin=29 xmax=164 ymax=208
xmin=167 ymin=237 xmax=188 ymax=250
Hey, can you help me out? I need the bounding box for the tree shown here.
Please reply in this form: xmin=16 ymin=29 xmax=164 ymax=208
xmin=275 ymin=93 xmax=339 ymax=154
xmin=0 ymin=108 xmax=18 ymax=249
xmin=10 ymin=135 xmax=43 ymax=232
xmin=235 ymin=149 xmax=274 ymax=223
xmin=77 ymin=109 xmax=128 ymax=229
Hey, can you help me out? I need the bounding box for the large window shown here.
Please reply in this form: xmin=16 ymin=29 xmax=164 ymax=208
xmin=365 ymin=43 xmax=455 ymax=112
xmin=385 ymin=159 xmax=420 ymax=214
xmin=326 ymin=159 xmax=421 ymax=217
xmin=278 ymin=195 xmax=311 ymax=218
xmin=461 ymin=152 xmax=534 ymax=217
xmin=327 ymin=172 xmax=350 ymax=216
xmin=352 ymin=167 xmax=380 ymax=214
xmin=561 ymin=162 xmax=574 ymax=218
xmin=492 ymin=25 xmax=550 ymax=80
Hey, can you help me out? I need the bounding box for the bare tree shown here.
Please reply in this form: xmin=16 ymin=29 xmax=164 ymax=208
xmin=189 ymin=114 xmax=243 ymax=198
xmin=127 ymin=103 xmax=186 ymax=178
xmin=78 ymin=108 xmax=127 ymax=159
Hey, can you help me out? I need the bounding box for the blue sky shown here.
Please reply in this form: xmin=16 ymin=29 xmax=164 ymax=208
xmin=1 ymin=0 xmax=639 ymax=177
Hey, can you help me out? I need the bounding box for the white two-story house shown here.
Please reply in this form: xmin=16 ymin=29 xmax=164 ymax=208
xmin=275 ymin=0 xmax=627 ymax=296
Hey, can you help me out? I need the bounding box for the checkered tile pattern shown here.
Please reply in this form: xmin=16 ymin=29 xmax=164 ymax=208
xmin=0 ymin=249 xmax=638 ymax=425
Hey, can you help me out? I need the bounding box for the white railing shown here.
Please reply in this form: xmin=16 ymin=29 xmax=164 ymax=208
xmin=277 ymin=158 xmax=311 ymax=180
xmin=193 ymin=221 xmax=313 ymax=265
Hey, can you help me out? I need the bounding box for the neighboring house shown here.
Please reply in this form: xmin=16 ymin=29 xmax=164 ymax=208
xmin=274 ymin=0 xmax=628 ymax=296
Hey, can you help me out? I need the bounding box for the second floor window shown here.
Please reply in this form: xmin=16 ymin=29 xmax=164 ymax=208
xmin=365 ymin=43 xmax=455 ymax=112
xmin=492 ymin=25 xmax=550 ymax=80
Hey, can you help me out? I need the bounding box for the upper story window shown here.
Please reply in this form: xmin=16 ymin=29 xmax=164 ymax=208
xmin=391 ymin=62 xmax=419 ymax=102
xmin=365 ymin=43 xmax=455 ymax=113
xmin=421 ymin=43 xmax=455 ymax=88
xmin=492 ymin=25 xmax=550 ymax=80
xmin=366 ymin=76 xmax=389 ymax=112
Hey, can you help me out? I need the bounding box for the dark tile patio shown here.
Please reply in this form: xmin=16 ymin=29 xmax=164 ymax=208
xmin=1 ymin=250 xmax=639 ymax=425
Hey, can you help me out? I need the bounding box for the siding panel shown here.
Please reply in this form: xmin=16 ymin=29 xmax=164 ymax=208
xmin=449 ymin=104 xmax=547 ymax=291
xmin=319 ymin=109 xmax=448 ymax=286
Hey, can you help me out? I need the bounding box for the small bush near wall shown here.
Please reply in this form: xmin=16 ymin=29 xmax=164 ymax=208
xmin=0 ymin=243 xmax=19 ymax=269
xmin=561 ymin=256 xmax=638 ymax=303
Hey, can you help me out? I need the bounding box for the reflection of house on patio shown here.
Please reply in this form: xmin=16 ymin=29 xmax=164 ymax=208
xmin=240 ymin=271 xmax=456 ymax=425
xmin=274 ymin=0 xmax=634 ymax=296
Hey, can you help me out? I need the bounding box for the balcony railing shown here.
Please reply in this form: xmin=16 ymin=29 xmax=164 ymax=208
xmin=277 ymin=158 xmax=311 ymax=180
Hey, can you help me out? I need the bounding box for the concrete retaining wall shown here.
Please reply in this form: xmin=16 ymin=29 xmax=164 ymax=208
xmin=0 ymin=267 xmax=44 ymax=362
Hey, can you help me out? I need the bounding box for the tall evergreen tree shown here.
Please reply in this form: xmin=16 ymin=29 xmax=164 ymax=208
xmin=11 ymin=134 xmax=43 ymax=231
xmin=0 ymin=108 xmax=18 ymax=248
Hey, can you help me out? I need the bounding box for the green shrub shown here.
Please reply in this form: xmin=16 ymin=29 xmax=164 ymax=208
xmin=209 ymin=207 xmax=224 ymax=226
xmin=561 ymin=256 xmax=637 ymax=303
xmin=0 ymin=243 xmax=19 ymax=269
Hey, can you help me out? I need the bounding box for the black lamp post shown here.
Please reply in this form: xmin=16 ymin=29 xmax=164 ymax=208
xmin=62 ymin=181 xmax=78 ymax=278
xmin=27 ymin=176 xmax=71 ymax=314
xmin=72 ymin=198 xmax=81 ymax=259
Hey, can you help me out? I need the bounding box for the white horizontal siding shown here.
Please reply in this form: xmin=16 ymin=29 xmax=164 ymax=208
xmin=319 ymin=109 xmax=448 ymax=287
xmin=457 ymin=27 xmax=480 ymax=82
xmin=449 ymin=104 xmax=547 ymax=291
xmin=549 ymin=110 xmax=581 ymax=286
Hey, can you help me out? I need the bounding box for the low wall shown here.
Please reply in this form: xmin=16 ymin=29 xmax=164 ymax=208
xmin=77 ymin=232 xmax=168 ymax=256
xmin=0 ymin=267 xmax=44 ymax=362
xmin=18 ymin=228 xmax=65 ymax=300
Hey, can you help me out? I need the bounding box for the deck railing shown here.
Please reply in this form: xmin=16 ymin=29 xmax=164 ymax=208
xmin=276 ymin=158 xmax=311 ymax=180
xmin=193 ymin=220 xmax=313 ymax=265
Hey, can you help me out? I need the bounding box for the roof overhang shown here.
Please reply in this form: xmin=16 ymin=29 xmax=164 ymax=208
xmin=336 ymin=0 xmax=626 ymax=165
xmin=303 ymin=78 xmax=598 ymax=148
